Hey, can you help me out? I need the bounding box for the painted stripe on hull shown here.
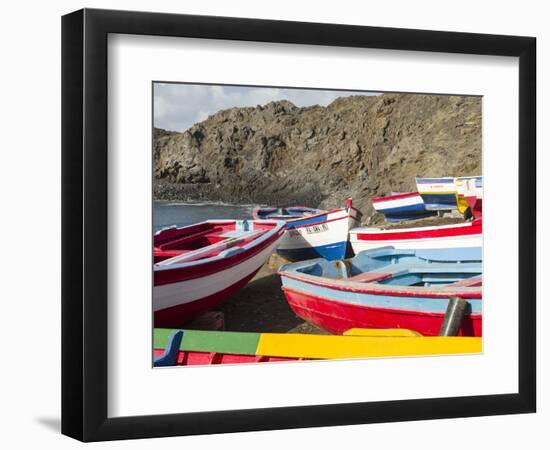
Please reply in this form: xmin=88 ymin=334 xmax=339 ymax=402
xmin=350 ymin=220 xmax=481 ymax=241
xmin=283 ymin=287 xmax=482 ymax=336
xmin=377 ymin=203 xmax=427 ymax=215
xmin=281 ymin=277 xmax=482 ymax=314
xmin=277 ymin=241 xmax=350 ymax=261
xmin=373 ymin=196 xmax=424 ymax=210
xmin=418 ymin=193 xmax=457 ymax=210
xmin=278 ymin=211 xmax=360 ymax=261
xmin=372 ymin=192 xmax=420 ymax=202
xmin=154 ymin=270 xmax=260 ymax=327
xmin=375 ymin=202 xmax=437 ymax=222
xmin=351 ymin=235 xmax=482 ymax=254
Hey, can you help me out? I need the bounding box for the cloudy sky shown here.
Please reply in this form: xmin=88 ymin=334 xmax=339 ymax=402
xmin=153 ymin=83 xmax=378 ymax=132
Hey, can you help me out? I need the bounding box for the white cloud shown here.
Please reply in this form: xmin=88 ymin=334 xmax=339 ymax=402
xmin=153 ymin=83 xmax=379 ymax=132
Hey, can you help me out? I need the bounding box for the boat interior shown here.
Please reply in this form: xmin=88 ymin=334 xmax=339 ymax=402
xmin=258 ymin=206 xmax=321 ymax=220
xmin=282 ymin=247 xmax=483 ymax=288
xmin=153 ymin=221 xmax=270 ymax=265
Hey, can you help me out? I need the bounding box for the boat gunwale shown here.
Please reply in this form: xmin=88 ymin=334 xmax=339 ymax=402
xmin=278 ymin=270 xmax=482 ymax=299
xmin=349 ymin=218 xmax=482 ymax=237
xmin=286 ymin=207 xmax=361 ymax=230
xmin=255 ymin=205 xmax=362 ymax=225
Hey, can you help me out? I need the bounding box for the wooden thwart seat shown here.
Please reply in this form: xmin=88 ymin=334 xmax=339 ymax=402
xmin=445 ymin=276 xmax=482 ymax=288
xmin=156 ymin=229 xmax=266 ymax=266
xmin=158 ymin=227 xmax=223 ymax=250
xmin=347 ymin=272 xmax=393 ymax=283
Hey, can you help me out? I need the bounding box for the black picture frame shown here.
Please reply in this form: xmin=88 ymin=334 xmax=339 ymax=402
xmin=62 ymin=8 xmax=536 ymax=442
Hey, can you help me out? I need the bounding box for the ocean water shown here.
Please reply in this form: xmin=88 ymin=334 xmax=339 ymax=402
xmin=153 ymin=201 xmax=254 ymax=231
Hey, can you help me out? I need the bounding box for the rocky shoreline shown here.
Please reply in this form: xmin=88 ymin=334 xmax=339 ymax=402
xmin=154 ymin=93 xmax=482 ymax=224
xmin=153 ymin=180 xmax=323 ymax=207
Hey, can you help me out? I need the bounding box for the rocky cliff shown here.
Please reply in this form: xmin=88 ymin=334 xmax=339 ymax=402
xmin=154 ymin=93 xmax=481 ymax=223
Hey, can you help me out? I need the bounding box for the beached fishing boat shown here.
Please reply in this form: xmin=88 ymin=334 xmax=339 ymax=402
xmin=463 ymin=178 xmax=483 ymax=218
xmin=154 ymin=219 xmax=285 ymax=327
xmin=278 ymin=247 xmax=482 ymax=336
xmin=416 ymin=177 xmax=458 ymax=210
xmin=371 ymin=191 xmax=437 ymax=222
xmin=253 ymin=205 xmax=324 ymax=221
xmin=455 ymin=176 xmax=482 ymax=216
xmin=254 ymin=199 xmax=362 ymax=261
xmin=349 ymin=218 xmax=482 ymax=254
xmin=153 ymin=327 xmax=481 ymax=366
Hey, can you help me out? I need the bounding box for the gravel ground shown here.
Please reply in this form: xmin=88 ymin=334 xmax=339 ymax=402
xmin=189 ymin=253 xmax=328 ymax=335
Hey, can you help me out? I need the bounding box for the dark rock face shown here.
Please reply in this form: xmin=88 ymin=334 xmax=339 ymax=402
xmin=154 ymin=93 xmax=481 ymax=223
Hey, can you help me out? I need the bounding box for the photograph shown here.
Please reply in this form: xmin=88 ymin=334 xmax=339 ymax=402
xmin=152 ymin=83 xmax=483 ymax=366
xmin=0 ymin=0 xmax=542 ymax=446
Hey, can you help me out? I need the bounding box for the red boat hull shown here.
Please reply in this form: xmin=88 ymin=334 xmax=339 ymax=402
xmin=152 ymin=349 xmax=300 ymax=365
xmin=154 ymin=267 xmax=261 ymax=328
xmin=283 ymin=287 xmax=482 ymax=337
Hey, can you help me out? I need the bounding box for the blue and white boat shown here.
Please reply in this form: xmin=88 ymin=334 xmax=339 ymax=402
xmin=371 ymin=191 xmax=436 ymax=222
xmin=253 ymin=199 xmax=363 ymax=261
xmin=415 ymin=177 xmax=457 ymax=210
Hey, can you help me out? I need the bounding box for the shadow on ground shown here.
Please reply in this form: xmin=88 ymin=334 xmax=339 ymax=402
xmin=35 ymin=417 xmax=60 ymax=433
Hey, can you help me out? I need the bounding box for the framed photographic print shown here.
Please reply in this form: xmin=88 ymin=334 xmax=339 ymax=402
xmin=61 ymin=8 xmax=536 ymax=442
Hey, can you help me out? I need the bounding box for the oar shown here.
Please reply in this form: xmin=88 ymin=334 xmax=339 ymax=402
xmin=155 ymin=229 xmax=266 ymax=266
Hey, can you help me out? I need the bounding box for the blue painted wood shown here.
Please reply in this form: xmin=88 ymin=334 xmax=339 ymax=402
xmin=153 ymin=330 xmax=183 ymax=367
xmin=374 ymin=195 xmax=437 ymax=222
xmin=418 ymin=193 xmax=457 ymax=210
xmin=277 ymin=240 xmax=349 ymax=261
xmin=278 ymin=246 xmax=483 ymax=314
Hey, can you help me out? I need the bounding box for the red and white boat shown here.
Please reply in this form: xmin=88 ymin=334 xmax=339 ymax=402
xmin=349 ymin=218 xmax=482 ymax=254
xmin=154 ymin=219 xmax=285 ymax=327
